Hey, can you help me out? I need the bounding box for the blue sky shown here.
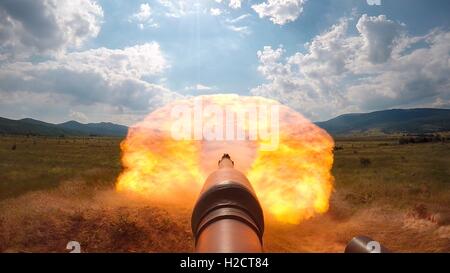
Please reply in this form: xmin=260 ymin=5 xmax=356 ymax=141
xmin=94 ymin=0 xmax=450 ymax=95
xmin=0 ymin=0 xmax=449 ymax=124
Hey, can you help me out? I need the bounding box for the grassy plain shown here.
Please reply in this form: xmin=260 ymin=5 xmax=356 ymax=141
xmin=0 ymin=135 xmax=448 ymax=252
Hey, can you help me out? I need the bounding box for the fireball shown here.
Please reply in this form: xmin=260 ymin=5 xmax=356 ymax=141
xmin=116 ymin=94 xmax=334 ymax=224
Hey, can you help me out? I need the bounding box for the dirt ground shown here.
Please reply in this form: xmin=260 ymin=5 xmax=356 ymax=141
xmin=0 ymin=180 xmax=448 ymax=253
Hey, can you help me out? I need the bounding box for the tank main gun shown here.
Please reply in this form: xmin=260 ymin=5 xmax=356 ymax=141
xmin=191 ymin=154 xmax=264 ymax=253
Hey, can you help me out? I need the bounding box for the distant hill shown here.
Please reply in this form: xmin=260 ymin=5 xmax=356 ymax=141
xmin=58 ymin=120 xmax=128 ymax=137
xmin=316 ymin=108 xmax=450 ymax=135
xmin=0 ymin=117 xmax=128 ymax=137
xmin=2 ymin=108 xmax=449 ymax=137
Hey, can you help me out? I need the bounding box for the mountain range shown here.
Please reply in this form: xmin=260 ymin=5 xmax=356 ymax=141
xmin=0 ymin=117 xmax=128 ymax=137
xmin=315 ymin=108 xmax=450 ymax=135
xmin=1 ymin=108 xmax=449 ymax=137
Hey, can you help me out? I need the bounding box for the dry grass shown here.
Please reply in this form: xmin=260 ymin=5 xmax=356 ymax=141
xmin=264 ymin=191 xmax=450 ymax=253
xmin=0 ymin=181 xmax=193 ymax=253
xmin=0 ymin=136 xmax=121 ymax=200
xmin=0 ymin=135 xmax=449 ymax=252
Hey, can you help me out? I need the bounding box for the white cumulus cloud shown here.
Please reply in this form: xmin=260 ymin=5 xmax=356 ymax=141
xmin=356 ymin=14 xmax=404 ymax=64
xmin=69 ymin=110 xmax=89 ymax=123
xmin=0 ymin=43 xmax=180 ymax=124
xmin=252 ymin=0 xmax=307 ymax=25
xmin=210 ymin=8 xmax=222 ymax=16
xmin=251 ymin=14 xmax=450 ymax=120
xmin=0 ymin=0 xmax=103 ymax=59
xmin=130 ymin=3 xmax=158 ymax=29
xmin=229 ymin=0 xmax=242 ymax=9
xmin=185 ymin=84 xmax=214 ymax=91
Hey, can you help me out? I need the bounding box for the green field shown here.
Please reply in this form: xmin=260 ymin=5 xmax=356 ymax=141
xmin=0 ymin=135 xmax=449 ymax=252
xmin=333 ymin=136 xmax=450 ymax=209
xmin=0 ymin=136 xmax=122 ymax=200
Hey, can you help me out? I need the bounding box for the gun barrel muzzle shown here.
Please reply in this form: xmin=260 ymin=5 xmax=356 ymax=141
xmin=191 ymin=154 xmax=264 ymax=253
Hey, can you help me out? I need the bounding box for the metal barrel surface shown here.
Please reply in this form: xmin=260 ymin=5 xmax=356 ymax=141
xmin=191 ymin=154 xmax=264 ymax=253
xmin=345 ymin=236 xmax=391 ymax=253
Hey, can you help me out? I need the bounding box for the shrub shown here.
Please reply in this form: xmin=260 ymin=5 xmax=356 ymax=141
xmin=334 ymin=145 xmax=344 ymax=151
xmin=359 ymin=157 xmax=371 ymax=167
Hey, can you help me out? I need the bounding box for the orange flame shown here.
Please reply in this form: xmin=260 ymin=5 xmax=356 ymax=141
xmin=116 ymin=94 xmax=334 ymax=224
